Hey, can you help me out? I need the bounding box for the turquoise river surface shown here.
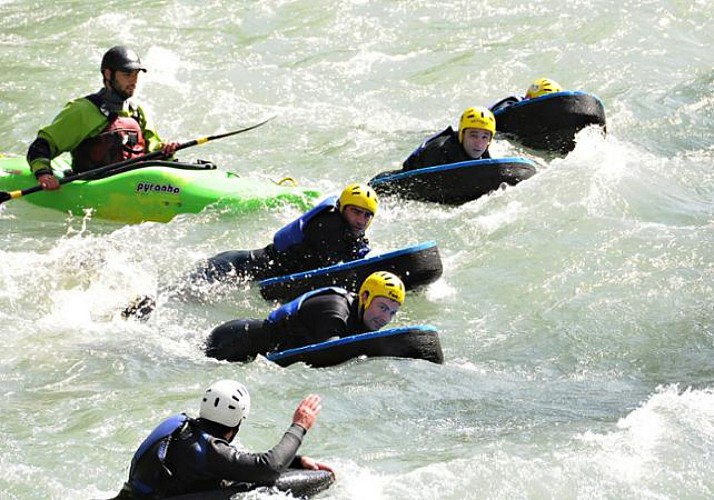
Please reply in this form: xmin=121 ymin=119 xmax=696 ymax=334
xmin=1 ymin=0 xmax=713 ymax=498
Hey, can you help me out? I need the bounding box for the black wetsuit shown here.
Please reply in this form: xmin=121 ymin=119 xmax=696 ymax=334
xmin=402 ymin=126 xmax=491 ymax=171
xmin=205 ymin=290 xmax=366 ymax=362
xmin=197 ymin=209 xmax=369 ymax=283
xmin=116 ymin=418 xmax=306 ymax=499
xmin=489 ymin=95 xmax=521 ymax=113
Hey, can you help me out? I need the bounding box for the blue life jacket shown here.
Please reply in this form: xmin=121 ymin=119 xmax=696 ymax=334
xmin=268 ymin=287 xmax=350 ymax=325
xmin=272 ymin=196 xmax=338 ymax=252
xmin=128 ymin=413 xmax=206 ymax=496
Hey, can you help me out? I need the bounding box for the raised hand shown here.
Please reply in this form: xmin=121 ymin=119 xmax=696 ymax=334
xmin=292 ymin=394 xmax=322 ymax=431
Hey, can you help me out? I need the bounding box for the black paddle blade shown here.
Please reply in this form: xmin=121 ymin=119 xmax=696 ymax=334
xmin=0 ymin=191 xmax=12 ymax=204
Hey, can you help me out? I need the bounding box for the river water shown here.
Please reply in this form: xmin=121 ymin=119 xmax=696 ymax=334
xmin=1 ymin=1 xmax=713 ymax=499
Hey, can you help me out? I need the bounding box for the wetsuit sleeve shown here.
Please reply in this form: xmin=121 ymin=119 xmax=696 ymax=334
xmin=26 ymin=138 xmax=53 ymax=178
xmin=301 ymin=211 xmax=367 ymax=264
xmin=26 ymin=98 xmax=107 ymax=174
xmin=135 ymin=104 xmax=165 ymax=153
xmin=402 ymin=144 xmax=431 ymax=170
xmin=206 ymin=424 xmax=307 ymax=484
xmin=402 ymin=128 xmax=459 ymax=170
xmin=403 ymin=142 xmax=448 ymax=170
xmin=297 ymin=294 xmax=353 ymax=343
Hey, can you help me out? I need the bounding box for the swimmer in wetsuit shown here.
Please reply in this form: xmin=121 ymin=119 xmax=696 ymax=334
xmin=205 ymin=271 xmax=406 ymax=362
xmin=113 ymin=380 xmax=333 ymax=499
xmin=402 ymin=106 xmax=496 ymax=171
xmin=195 ymin=183 xmax=378 ymax=283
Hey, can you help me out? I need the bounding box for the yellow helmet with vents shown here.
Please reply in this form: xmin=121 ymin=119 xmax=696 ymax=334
xmin=358 ymin=271 xmax=406 ymax=311
xmin=458 ymin=106 xmax=496 ymax=143
xmin=525 ymin=78 xmax=562 ymax=99
xmin=338 ymin=183 xmax=379 ymax=217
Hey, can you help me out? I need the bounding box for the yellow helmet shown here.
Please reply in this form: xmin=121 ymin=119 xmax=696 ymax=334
xmin=458 ymin=106 xmax=496 ymax=143
xmin=525 ymin=78 xmax=562 ymax=99
xmin=358 ymin=271 xmax=406 ymax=311
xmin=338 ymin=183 xmax=379 ymax=217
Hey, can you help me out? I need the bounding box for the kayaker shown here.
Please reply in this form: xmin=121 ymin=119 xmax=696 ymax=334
xmin=195 ymin=182 xmax=378 ymax=283
xmin=402 ymin=105 xmax=495 ymax=171
xmin=113 ymin=380 xmax=333 ymax=499
xmin=27 ymin=45 xmax=180 ymax=191
xmin=205 ymin=271 xmax=405 ymax=362
xmin=489 ymin=77 xmax=563 ymax=112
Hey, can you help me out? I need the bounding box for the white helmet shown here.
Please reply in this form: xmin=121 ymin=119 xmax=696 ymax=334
xmin=199 ymin=379 xmax=251 ymax=428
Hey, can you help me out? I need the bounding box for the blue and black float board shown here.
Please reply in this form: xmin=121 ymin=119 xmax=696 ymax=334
xmin=161 ymin=470 xmax=334 ymax=499
xmin=368 ymin=157 xmax=536 ymax=205
xmin=259 ymin=240 xmax=442 ymax=302
xmin=492 ymin=91 xmax=606 ymax=154
xmin=266 ymin=325 xmax=443 ymax=368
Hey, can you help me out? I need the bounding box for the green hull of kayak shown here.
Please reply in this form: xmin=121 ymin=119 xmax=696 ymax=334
xmin=0 ymin=156 xmax=320 ymax=224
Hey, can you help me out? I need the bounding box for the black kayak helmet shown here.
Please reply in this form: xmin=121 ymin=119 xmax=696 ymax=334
xmin=100 ymin=45 xmax=147 ymax=73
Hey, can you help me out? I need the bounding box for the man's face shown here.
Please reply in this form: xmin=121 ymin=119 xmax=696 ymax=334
xmin=461 ymin=128 xmax=492 ymax=159
xmin=362 ymin=295 xmax=401 ymax=331
xmin=342 ymin=205 xmax=374 ymax=234
xmin=106 ymin=69 xmax=140 ymax=99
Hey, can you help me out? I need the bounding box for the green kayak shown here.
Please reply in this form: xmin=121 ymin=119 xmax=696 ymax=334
xmin=0 ymin=155 xmax=320 ymax=223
